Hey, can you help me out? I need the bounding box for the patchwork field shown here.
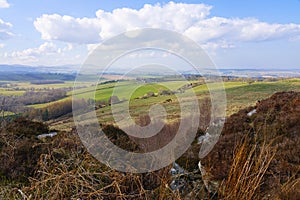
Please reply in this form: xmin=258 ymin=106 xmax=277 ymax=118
xmin=46 ymin=78 xmax=300 ymax=130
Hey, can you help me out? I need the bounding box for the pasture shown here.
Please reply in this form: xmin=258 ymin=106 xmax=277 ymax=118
xmin=48 ymin=78 xmax=300 ymax=130
xmin=1 ymin=78 xmax=300 ymax=130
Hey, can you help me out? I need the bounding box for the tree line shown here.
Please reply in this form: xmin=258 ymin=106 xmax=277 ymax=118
xmin=0 ymin=89 xmax=68 ymax=114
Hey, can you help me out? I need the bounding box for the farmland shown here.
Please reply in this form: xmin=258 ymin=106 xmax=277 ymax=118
xmin=1 ymin=77 xmax=300 ymax=130
xmin=47 ymin=78 xmax=300 ymax=130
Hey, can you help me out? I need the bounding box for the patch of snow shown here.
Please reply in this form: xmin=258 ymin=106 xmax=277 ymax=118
xmin=247 ymin=109 xmax=257 ymax=117
xmin=37 ymin=132 xmax=58 ymax=139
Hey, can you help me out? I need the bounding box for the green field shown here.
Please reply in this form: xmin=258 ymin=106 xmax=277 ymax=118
xmin=49 ymin=78 xmax=300 ymax=130
xmin=0 ymin=81 xmax=92 ymax=93
xmin=0 ymin=89 xmax=25 ymax=96
xmin=72 ymin=80 xmax=188 ymax=101
xmin=1 ymin=78 xmax=300 ymax=131
xmin=0 ymin=81 xmax=92 ymax=108
xmin=14 ymin=81 xmax=81 ymax=90
xmin=34 ymin=80 xmax=188 ymax=108
xmin=0 ymin=82 xmax=75 ymax=98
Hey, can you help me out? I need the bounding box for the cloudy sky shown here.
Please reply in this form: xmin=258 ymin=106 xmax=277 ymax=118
xmin=1 ymin=0 xmax=300 ymax=69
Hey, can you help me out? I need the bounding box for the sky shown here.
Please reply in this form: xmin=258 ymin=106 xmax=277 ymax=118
xmin=1 ymin=0 xmax=300 ymax=69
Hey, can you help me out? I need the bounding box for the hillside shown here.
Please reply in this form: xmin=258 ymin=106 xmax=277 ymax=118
xmin=200 ymin=91 xmax=300 ymax=199
xmin=0 ymin=91 xmax=299 ymax=199
xmin=48 ymin=79 xmax=300 ymax=131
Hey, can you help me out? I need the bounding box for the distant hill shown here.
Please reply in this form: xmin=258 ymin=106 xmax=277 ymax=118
xmin=0 ymin=72 xmax=76 ymax=81
xmin=0 ymin=64 xmax=78 ymax=81
xmin=1 ymin=64 xmax=300 ymax=81
xmin=0 ymin=64 xmax=38 ymax=73
xmin=0 ymin=64 xmax=79 ymax=74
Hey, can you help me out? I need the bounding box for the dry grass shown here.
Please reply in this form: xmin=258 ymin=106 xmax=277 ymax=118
xmin=22 ymin=153 xmax=181 ymax=199
xmin=277 ymin=176 xmax=300 ymax=200
xmin=16 ymin=130 xmax=180 ymax=200
xmin=220 ymin=136 xmax=277 ymax=200
xmin=0 ymin=126 xmax=296 ymax=200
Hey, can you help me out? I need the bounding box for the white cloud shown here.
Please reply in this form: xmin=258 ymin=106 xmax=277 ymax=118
xmin=238 ymin=19 xmax=300 ymax=42
xmin=202 ymin=41 xmax=235 ymax=50
xmin=4 ymin=42 xmax=76 ymax=62
xmin=95 ymin=2 xmax=211 ymax=39
xmin=33 ymin=2 xmax=300 ymax=50
xmin=0 ymin=0 xmax=9 ymax=8
xmin=8 ymin=42 xmax=58 ymax=59
xmin=184 ymin=17 xmax=300 ymax=43
xmin=34 ymin=2 xmax=212 ymax=44
xmin=3 ymin=42 xmax=84 ymax=65
xmin=34 ymin=14 xmax=103 ymax=44
xmin=0 ymin=43 xmax=4 ymax=48
xmin=0 ymin=18 xmax=13 ymax=40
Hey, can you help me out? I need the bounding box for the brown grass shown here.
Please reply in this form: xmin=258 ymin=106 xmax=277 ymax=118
xmin=18 ymin=130 xmax=180 ymax=200
xmin=220 ymin=136 xmax=277 ymax=199
xmin=277 ymin=176 xmax=300 ymax=200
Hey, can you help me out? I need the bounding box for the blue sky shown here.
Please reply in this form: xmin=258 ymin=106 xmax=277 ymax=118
xmin=1 ymin=0 xmax=300 ymax=69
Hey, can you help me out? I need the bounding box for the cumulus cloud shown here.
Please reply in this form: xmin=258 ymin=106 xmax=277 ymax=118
xmin=34 ymin=2 xmax=211 ymax=44
xmin=0 ymin=43 xmax=4 ymax=48
xmin=0 ymin=0 xmax=9 ymax=8
xmin=95 ymin=2 xmax=211 ymax=39
xmin=33 ymin=1 xmax=300 ymax=49
xmin=34 ymin=14 xmax=102 ymax=44
xmin=3 ymin=42 xmax=82 ymax=65
xmin=5 ymin=42 xmax=73 ymax=61
xmin=0 ymin=18 xmax=13 ymax=40
xmin=238 ymin=19 xmax=300 ymax=42
xmin=184 ymin=17 xmax=300 ymax=43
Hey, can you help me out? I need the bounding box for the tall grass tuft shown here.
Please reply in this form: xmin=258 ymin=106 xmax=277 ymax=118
xmin=220 ymin=136 xmax=277 ymax=200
